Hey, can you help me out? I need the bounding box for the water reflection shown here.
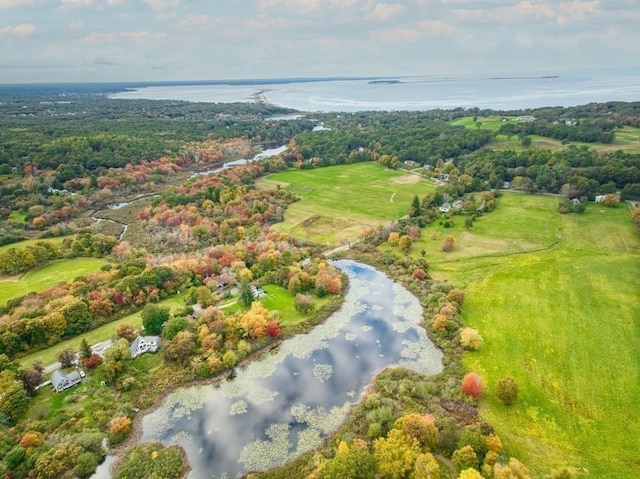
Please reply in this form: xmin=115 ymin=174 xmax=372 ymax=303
xmin=140 ymin=260 xmax=443 ymax=478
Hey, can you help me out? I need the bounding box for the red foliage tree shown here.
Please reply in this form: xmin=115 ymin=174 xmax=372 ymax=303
xmin=461 ymin=372 xmax=484 ymax=399
xmin=266 ymin=320 xmax=280 ymax=339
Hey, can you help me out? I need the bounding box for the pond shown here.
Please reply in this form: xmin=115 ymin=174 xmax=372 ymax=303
xmin=139 ymin=260 xmax=443 ymax=479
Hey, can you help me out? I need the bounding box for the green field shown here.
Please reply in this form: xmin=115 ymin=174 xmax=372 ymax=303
xmin=0 ymin=235 xmax=70 ymax=255
xmin=450 ymin=115 xmax=510 ymax=131
xmin=18 ymin=296 xmax=185 ymax=369
xmin=405 ymin=193 xmax=640 ymax=478
xmin=0 ymin=257 xmax=109 ymax=305
xmin=257 ymin=162 xmax=435 ymax=245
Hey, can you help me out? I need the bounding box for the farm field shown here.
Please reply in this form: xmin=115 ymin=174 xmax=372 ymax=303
xmin=0 ymin=257 xmax=109 ymax=306
xmin=257 ymin=162 xmax=435 ymax=245
xmin=18 ymin=296 xmax=185 ymax=369
xmin=406 ymin=193 xmax=640 ymax=478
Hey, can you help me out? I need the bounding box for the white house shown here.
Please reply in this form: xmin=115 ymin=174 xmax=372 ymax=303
xmin=51 ymin=369 xmax=82 ymax=393
xmin=129 ymin=335 xmax=161 ymax=359
xmin=439 ymin=203 xmax=451 ymax=213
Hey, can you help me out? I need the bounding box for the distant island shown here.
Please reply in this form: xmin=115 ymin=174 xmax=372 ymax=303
xmin=489 ymin=75 xmax=560 ymax=80
xmin=368 ymin=80 xmax=402 ymax=84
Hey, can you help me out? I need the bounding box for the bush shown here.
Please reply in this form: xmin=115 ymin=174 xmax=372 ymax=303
xmin=294 ymin=294 xmax=315 ymax=314
xmin=82 ymin=353 xmax=103 ymax=369
xmin=452 ymin=445 xmax=478 ymax=471
xmin=495 ymin=377 xmax=519 ymax=406
xmin=461 ymin=373 xmax=484 ymax=399
xmin=441 ymin=235 xmax=454 ymax=251
xmin=113 ymin=442 xmax=184 ymax=479
xmin=460 ymin=328 xmax=483 ymax=350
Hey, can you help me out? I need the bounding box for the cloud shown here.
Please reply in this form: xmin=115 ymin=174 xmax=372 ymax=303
xmin=69 ymin=21 xmax=84 ymax=30
xmin=0 ymin=23 xmax=36 ymax=38
xmin=453 ymin=0 xmax=601 ymax=25
xmin=79 ymin=31 xmax=168 ymax=43
xmin=0 ymin=0 xmax=37 ymax=8
xmin=144 ymin=0 xmax=181 ymax=12
xmin=176 ymin=14 xmax=211 ymax=29
xmin=60 ymin=0 xmax=94 ymax=6
xmin=370 ymin=3 xmax=405 ymax=22
xmin=417 ymin=19 xmax=458 ymax=36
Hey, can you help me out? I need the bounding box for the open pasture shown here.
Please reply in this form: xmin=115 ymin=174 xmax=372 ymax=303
xmin=412 ymin=193 xmax=640 ymax=478
xmin=0 ymin=257 xmax=108 ymax=306
xmin=258 ymin=162 xmax=435 ymax=245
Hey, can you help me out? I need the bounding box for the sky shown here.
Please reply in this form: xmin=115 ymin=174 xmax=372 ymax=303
xmin=1 ymin=0 xmax=639 ymax=84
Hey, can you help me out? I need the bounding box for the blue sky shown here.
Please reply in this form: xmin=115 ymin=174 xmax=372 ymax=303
xmin=1 ymin=0 xmax=639 ymax=83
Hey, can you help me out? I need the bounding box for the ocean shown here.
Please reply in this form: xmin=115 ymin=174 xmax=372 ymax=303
xmin=109 ymin=68 xmax=640 ymax=112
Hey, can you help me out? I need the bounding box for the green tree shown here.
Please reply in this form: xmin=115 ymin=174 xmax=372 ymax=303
xmin=62 ymin=300 xmax=92 ymax=336
xmin=0 ymin=370 xmax=29 ymax=424
xmin=162 ymin=316 xmax=189 ymax=340
xmin=79 ymin=338 xmax=92 ymax=360
xmin=410 ymin=195 xmax=421 ymax=217
xmin=319 ymin=441 xmax=377 ymax=479
xmin=33 ymin=442 xmax=83 ymax=479
xmin=141 ymin=303 xmax=170 ymax=335
xmin=238 ymin=280 xmax=255 ymax=309
xmin=398 ymin=235 xmax=413 ymax=253
xmin=103 ymin=338 xmax=131 ymax=381
xmin=495 ymin=377 xmax=519 ymax=406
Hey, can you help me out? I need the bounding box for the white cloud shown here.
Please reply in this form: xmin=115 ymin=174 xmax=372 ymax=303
xmin=370 ymin=3 xmax=405 ymax=22
xmin=453 ymin=1 xmax=601 ymax=25
xmin=143 ymin=0 xmax=180 ymax=12
xmin=0 ymin=0 xmax=37 ymax=8
xmin=79 ymin=30 xmax=168 ymax=43
xmin=60 ymin=0 xmax=94 ymax=6
xmin=176 ymin=14 xmax=211 ymax=29
xmin=69 ymin=21 xmax=84 ymax=30
xmin=417 ymin=19 xmax=458 ymax=36
xmin=0 ymin=23 xmax=36 ymax=37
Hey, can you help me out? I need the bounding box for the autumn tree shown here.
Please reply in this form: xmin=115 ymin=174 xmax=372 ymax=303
xmin=374 ymin=429 xmax=421 ymax=479
xmin=414 ymin=453 xmax=440 ymax=479
xmin=460 ymin=328 xmax=483 ymax=350
xmin=58 ymin=347 xmax=76 ymax=368
xmin=442 ymin=235 xmax=454 ymax=252
xmin=495 ymin=377 xmax=519 ymax=406
xmin=461 ymin=372 xmax=484 ymax=399
xmin=393 ymin=414 xmax=439 ymax=452
xmin=458 ymin=469 xmax=483 ymax=479
xmin=452 ymin=445 xmax=478 ymax=471
xmin=412 ymin=268 xmax=427 ymax=280
xmin=109 ymin=416 xmax=132 ymax=444
xmin=602 ymin=194 xmax=619 ymax=207
xmin=294 ymin=293 xmax=316 ymax=314
xmin=398 ymin=235 xmax=413 ymax=253
xmin=141 ymin=303 xmax=170 ymax=335
xmin=164 ymin=331 xmax=197 ymax=366
xmin=388 ymin=231 xmax=400 ymax=246
xmin=19 ymin=363 xmax=44 ymax=396
xmin=32 ymin=442 xmax=83 ymax=479
xmin=266 ymin=320 xmax=280 ymax=339
xmin=116 ymin=322 xmax=136 ymax=342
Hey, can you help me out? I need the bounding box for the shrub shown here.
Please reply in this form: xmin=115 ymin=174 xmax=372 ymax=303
xmin=82 ymin=353 xmax=103 ymax=369
xmin=412 ymin=268 xmax=426 ymax=281
xmin=452 ymin=445 xmax=478 ymax=471
xmin=294 ymin=294 xmax=315 ymax=314
xmin=461 ymin=373 xmax=484 ymax=399
xmin=109 ymin=416 xmax=132 ymax=444
xmin=495 ymin=377 xmax=519 ymax=406
xmin=442 ymin=235 xmax=454 ymax=251
xmin=432 ymin=314 xmax=449 ymax=333
xmin=460 ymin=328 xmax=483 ymax=350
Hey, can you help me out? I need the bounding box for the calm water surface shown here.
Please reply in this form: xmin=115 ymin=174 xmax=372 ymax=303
xmin=111 ymin=68 xmax=640 ymax=112
xmin=139 ymin=260 xmax=443 ymax=479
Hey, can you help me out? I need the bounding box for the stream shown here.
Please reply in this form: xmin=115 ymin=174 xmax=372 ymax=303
xmin=129 ymin=260 xmax=443 ymax=479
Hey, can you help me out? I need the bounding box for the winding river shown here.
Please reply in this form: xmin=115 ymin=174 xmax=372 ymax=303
xmin=136 ymin=260 xmax=443 ymax=479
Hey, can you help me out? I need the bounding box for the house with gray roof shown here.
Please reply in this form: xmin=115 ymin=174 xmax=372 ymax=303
xmin=129 ymin=335 xmax=161 ymax=359
xmin=51 ymin=369 xmax=82 ymax=393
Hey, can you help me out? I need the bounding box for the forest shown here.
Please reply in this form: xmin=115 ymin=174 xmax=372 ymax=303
xmin=0 ymin=85 xmax=639 ymax=479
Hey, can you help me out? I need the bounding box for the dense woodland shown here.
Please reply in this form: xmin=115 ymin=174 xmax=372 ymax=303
xmin=0 ymin=86 xmax=639 ymax=479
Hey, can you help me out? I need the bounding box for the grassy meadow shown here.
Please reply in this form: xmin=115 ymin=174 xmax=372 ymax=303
xmin=0 ymin=235 xmax=70 ymax=255
xmin=0 ymin=257 xmax=109 ymax=306
xmin=257 ymin=162 xmax=435 ymax=245
xmin=18 ymin=296 xmax=185 ymax=369
xmin=451 ymin=116 xmax=640 ymax=154
xmin=390 ymin=193 xmax=639 ymax=478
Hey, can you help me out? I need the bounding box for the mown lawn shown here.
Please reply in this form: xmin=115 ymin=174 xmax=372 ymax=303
xmin=0 ymin=235 xmax=70 ymax=255
xmin=0 ymin=257 xmax=109 ymax=305
xmin=404 ymin=193 xmax=640 ymax=478
xmin=258 ymin=162 xmax=435 ymax=245
xmin=19 ymin=296 xmax=185 ymax=369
